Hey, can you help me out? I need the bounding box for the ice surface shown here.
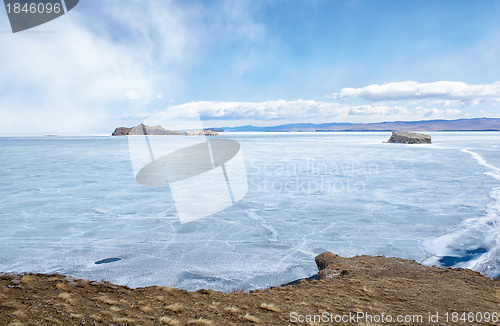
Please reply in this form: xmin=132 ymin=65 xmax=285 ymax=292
xmin=422 ymin=146 xmax=500 ymax=278
xmin=0 ymin=132 xmax=499 ymax=290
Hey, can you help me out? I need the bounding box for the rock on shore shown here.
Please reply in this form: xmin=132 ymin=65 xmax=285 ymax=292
xmin=387 ymin=130 xmax=431 ymax=144
xmin=112 ymin=123 xmax=218 ymax=136
xmin=316 ymin=251 xmax=441 ymax=279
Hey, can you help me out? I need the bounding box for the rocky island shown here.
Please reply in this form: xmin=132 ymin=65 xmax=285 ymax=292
xmin=1 ymin=253 xmax=498 ymax=325
xmin=112 ymin=124 xmax=218 ymax=136
xmin=387 ymin=130 xmax=432 ymax=144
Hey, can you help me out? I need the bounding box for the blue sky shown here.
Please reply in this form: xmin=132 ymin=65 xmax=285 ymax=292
xmin=1 ymin=0 xmax=500 ymax=133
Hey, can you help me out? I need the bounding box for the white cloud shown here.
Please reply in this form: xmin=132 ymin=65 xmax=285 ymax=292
xmin=329 ymin=81 xmax=500 ymax=105
xmin=347 ymin=104 xmax=461 ymax=117
xmin=125 ymin=91 xmax=141 ymax=100
xmin=348 ymin=105 xmax=408 ymax=116
xmin=158 ymin=100 xmax=346 ymax=120
xmin=415 ymin=107 xmax=461 ymax=118
xmin=128 ymin=100 xmax=462 ymax=128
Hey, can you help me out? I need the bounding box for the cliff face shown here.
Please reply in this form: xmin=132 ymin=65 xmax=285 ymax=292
xmin=388 ymin=131 xmax=431 ymax=144
xmin=111 ymin=124 xmax=218 ymax=136
xmin=111 ymin=127 xmax=132 ymax=136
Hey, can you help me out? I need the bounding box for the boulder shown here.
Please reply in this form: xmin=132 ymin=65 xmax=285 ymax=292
xmin=387 ymin=131 xmax=431 ymax=144
xmin=315 ymin=251 xmax=439 ymax=280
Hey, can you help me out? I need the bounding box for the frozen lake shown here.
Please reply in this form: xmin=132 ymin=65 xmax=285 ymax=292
xmin=0 ymin=132 xmax=499 ymax=291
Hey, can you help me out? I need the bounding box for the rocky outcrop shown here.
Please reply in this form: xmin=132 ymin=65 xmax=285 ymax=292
xmin=315 ymin=251 xmax=438 ymax=280
xmin=128 ymin=124 xmax=186 ymax=135
xmin=111 ymin=127 xmax=132 ymax=136
xmin=387 ymin=131 xmax=431 ymax=144
xmin=111 ymin=124 xmax=218 ymax=136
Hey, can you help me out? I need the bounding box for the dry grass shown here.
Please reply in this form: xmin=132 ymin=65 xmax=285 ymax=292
xmin=140 ymin=305 xmax=153 ymax=313
xmin=57 ymin=292 xmax=72 ymax=300
xmin=187 ymin=317 xmax=214 ymax=325
xmin=56 ymin=282 xmax=68 ymax=290
xmin=89 ymin=314 xmax=102 ymax=322
xmin=12 ymin=310 xmax=27 ymax=319
xmin=95 ymin=295 xmax=118 ymax=305
xmin=243 ymin=313 xmax=261 ymax=323
xmin=230 ymin=287 xmax=247 ymax=293
xmin=166 ymin=302 xmax=184 ymax=313
xmin=260 ymin=303 xmax=280 ymax=312
xmin=160 ymin=286 xmax=177 ymax=293
xmin=159 ymin=316 xmax=181 ymax=326
xmin=224 ymin=306 xmax=241 ymax=313
xmin=20 ymin=275 xmax=38 ymax=284
xmin=100 ymin=310 xmax=116 ymax=317
xmin=48 ymin=276 xmax=61 ymax=281
xmin=113 ymin=316 xmax=136 ymax=323
xmin=8 ymin=321 xmax=24 ymax=326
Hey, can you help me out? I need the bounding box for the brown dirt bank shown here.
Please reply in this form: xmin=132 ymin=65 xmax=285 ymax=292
xmin=1 ymin=252 xmax=499 ymax=325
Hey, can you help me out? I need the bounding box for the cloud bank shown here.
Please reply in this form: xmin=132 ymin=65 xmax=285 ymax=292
xmin=168 ymin=100 xmax=344 ymax=120
xmin=329 ymin=81 xmax=500 ymax=105
xmin=132 ymin=100 xmax=461 ymax=129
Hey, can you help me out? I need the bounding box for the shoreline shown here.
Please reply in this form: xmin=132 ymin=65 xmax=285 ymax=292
xmin=1 ymin=129 xmax=500 ymax=137
xmin=1 ymin=252 xmax=498 ymax=325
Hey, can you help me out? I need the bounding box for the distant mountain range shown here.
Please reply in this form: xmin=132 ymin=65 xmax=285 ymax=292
xmin=220 ymin=118 xmax=500 ymax=132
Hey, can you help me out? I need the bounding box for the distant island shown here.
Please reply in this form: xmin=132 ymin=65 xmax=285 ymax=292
xmin=218 ymin=117 xmax=500 ymax=132
xmin=112 ymin=123 xmax=218 ymax=136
